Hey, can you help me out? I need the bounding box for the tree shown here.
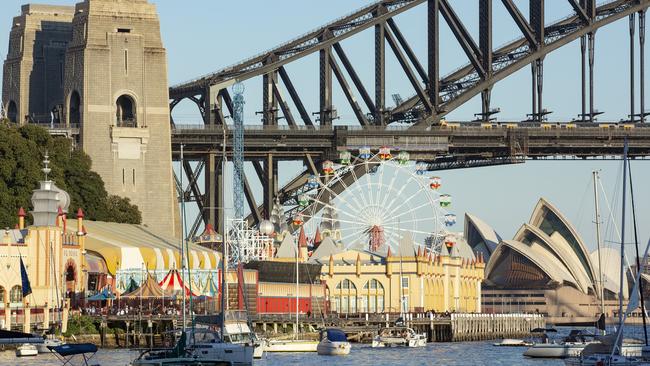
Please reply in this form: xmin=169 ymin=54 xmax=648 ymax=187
xmin=101 ymin=196 xmax=142 ymax=224
xmin=0 ymin=124 xmax=141 ymax=227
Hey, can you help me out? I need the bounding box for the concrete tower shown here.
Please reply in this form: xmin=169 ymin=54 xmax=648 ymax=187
xmin=63 ymin=0 xmax=178 ymax=237
xmin=2 ymin=5 xmax=74 ymax=124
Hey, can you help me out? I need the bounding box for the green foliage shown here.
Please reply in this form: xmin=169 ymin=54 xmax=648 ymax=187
xmin=63 ymin=315 xmax=99 ymax=336
xmin=101 ymin=195 xmax=142 ymax=224
xmin=0 ymin=124 xmax=141 ymax=227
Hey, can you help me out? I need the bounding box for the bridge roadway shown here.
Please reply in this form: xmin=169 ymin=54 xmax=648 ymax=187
xmin=172 ymin=123 xmax=650 ymax=161
xmin=45 ymin=121 xmax=650 ymax=234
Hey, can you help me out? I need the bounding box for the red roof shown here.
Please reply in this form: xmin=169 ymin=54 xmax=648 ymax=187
xmin=17 ymin=207 xmax=26 ymax=217
xmin=202 ymin=223 xmax=216 ymax=235
xmin=159 ymin=269 xmax=198 ymax=297
xmin=76 ymin=208 xmax=85 ymax=218
xmin=298 ymin=226 xmax=308 ymax=248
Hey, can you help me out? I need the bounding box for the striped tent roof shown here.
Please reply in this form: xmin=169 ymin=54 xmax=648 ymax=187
xmin=122 ymin=273 xmax=170 ymax=299
xmin=67 ymin=219 xmax=219 ymax=275
xmin=159 ymin=269 xmax=198 ymax=297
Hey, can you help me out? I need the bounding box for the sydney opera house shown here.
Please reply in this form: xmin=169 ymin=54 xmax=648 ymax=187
xmin=468 ymin=198 xmax=630 ymax=318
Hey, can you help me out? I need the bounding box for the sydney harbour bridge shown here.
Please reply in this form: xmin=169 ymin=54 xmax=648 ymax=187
xmin=167 ymin=0 xmax=650 ymax=237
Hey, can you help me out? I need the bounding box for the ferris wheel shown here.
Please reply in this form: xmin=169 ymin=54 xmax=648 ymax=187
xmin=293 ymin=147 xmax=458 ymax=255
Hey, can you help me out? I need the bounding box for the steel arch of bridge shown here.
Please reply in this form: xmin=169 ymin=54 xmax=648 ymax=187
xmin=170 ymin=0 xmax=650 ymax=238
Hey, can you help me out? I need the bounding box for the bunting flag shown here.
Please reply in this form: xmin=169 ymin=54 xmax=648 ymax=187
xmin=19 ymin=257 xmax=32 ymax=298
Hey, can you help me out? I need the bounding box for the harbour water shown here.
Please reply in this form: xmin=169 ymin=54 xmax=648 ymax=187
xmin=0 ymin=342 xmax=565 ymax=366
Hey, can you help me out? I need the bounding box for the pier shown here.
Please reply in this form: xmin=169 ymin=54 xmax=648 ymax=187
xmin=75 ymin=312 xmax=545 ymax=347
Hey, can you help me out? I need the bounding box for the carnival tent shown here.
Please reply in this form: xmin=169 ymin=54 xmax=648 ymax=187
xmin=122 ymin=273 xmax=170 ymax=299
xmin=159 ymin=269 xmax=198 ymax=297
xmin=122 ymin=277 xmax=139 ymax=294
xmin=202 ymin=274 xmax=219 ymax=298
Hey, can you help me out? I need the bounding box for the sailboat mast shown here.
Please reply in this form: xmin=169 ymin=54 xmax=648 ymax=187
xmin=593 ymin=171 xmax=605 ymax=316
xmin=627 ymin=162 xmax=648 ymax=345
xmin=617 ymin=141 xmax=629 ymax=353
xmin=295 ymin=236 xmax=299 ymax=336
xmin=180 ymin=144 xmax=187 ymax=332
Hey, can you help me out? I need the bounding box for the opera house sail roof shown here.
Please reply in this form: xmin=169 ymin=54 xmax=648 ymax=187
xmin=464 ymin=213 xmax=501 ymax=262
xmin=474 ymin=198 xmax=626 ymax=301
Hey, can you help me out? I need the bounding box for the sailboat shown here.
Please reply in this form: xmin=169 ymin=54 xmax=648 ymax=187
xmin=564 ymin=143 xmax=643 ymax=366
xmin=132 ymin=145 xmax=254 ymax=366
xmin=264 ymin=234 xmax=318 ymax=352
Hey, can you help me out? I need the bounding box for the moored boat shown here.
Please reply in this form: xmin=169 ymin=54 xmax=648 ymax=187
xmin=264 ymin=338 xmax=319 ymax=352
xmin=37 ymin=337 xmax=64 ymax=353
xmin=132 ymin=330 xmax=254 ymax=366
xmin=493 ymin=338 xmax=532 ymax=347
xmin=317 ymin=328 xmax=351 ymax=356
xmin=16 ymin=343 xmax=38 ymax=357
xmin=524 ymin=330 xmax=596 ymax=358
xmin=372 ymin=326 xmax=426 ymax=348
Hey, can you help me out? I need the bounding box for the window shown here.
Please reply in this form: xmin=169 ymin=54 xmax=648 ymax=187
xmin=132 ymin=169 xmax=136 ymax=185
xmin=117 ymin=28 xmax=131 ymax=33
xmin=10 ymin=285 xmax=22 ymax=303
xmin=334 ymin=279 xmax=357 ymax=314
xmin=116 ymin=95 xmax=136 ymax=127
xmin=68 ymin=91 xmax=80 ymax=125
xmin=401 ymin=277 xmax=409 ymax=289
xmin=0 ymin=286 xmax=4 ymax=305
xmin=124 ymin=49 xmax=128 ymax=75
xmin=363 ymin=279 xmax=384 ymax=313
xmin=122 ymin=169 xmax=125 ymax=185
xmin=7 ymin=100 xmax=17 ymax=122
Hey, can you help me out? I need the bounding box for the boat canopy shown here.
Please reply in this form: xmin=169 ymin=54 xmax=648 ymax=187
xmin=324 ymin=328 xmax=348 ymax=342
xmin=49 ymin=343 xmax=98 ymax=356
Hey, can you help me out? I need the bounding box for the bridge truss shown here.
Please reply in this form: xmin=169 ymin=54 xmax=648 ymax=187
xmin=169 ymin=0 xmax=650 ymax=238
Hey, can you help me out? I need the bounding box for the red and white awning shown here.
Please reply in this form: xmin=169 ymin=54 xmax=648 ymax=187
xmin=158 ymin=269 xmax=198 ymax=297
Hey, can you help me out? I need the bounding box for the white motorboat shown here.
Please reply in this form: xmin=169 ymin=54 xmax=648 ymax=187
xmin=265 ymin=338 xmax=319 ymax=352
xmin=524 ymin=329 xmax=597 ymax=358
xmin=493 ymin=338 xmax=532 ymax=347
xmin=372 ymin=327 xmax=427 ymax=348
xmin=525 ymin=342 xmax=592 ymax=358
xmin=16 ymin=343 xmax=38 ymax=357
xmin=37 ymin=337 xmax=64 ymax=353
xmin=317 ymin=328 xmax=351 ymax=356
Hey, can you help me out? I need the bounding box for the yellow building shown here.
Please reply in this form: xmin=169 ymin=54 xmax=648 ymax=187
xmin=274 ymin=230 xmax=485 ymax=314
xmin=0 ymin=174 xmax=86 ymax=331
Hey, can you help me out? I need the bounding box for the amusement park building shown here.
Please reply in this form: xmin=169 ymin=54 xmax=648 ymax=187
xmin=469 ymin=198 xmax=631 ymax=318
xmin=269 ymin=228 xmax=486 ymax=314
xmin=0 ymin=170 xmax=221 ymax=331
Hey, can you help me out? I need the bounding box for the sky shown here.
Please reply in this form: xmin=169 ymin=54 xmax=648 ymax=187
xmin=1 ymin=0 xmax=649 ymax=258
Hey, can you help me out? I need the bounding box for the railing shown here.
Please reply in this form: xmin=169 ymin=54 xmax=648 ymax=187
xmin=115 ymin=118 xmax=138 ymax=128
